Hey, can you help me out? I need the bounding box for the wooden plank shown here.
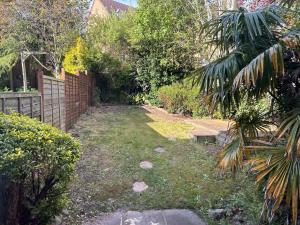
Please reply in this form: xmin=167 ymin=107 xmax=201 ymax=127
xmin=0 ymin=93 xmax=41 ymax=98
xmin=0 ymin=100 xmax=3 ymax=113
xmin=1 ymin=99 xmax=4 ymax=113
xmin=43 ymin=75 xmax=64 ymax=82
xmin=5 ymin=99 xmax=18 ymax=107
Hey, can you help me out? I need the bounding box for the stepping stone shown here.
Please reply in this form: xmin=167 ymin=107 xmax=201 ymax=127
xmin=154 ymin=146 xmax=165 ymax=153
xmin=84 ymin=209 xmax=207 ymax=225
xmin=133 ymin=182 xmax=149 ymax=193
xmin=140 ymin=161 xmax=153 ymax=169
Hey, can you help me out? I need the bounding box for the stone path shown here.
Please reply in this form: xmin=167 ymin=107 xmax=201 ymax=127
xmin=84 ymin=209 xmax=206 ymax=225
xmin=142 ymin=105 xmax=229 ymax=143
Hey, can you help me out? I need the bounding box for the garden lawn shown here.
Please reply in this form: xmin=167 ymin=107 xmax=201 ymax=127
xmin=64 ymin=105 xmax=262 ymax=225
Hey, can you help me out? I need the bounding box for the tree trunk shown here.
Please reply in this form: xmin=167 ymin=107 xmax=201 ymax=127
xmin=0 ymin=176 xmax=28 ymax=225
xmin=6 ymin=182 xmax=22 ymax=225
xmin=231 ymin=0 xmax=239 ymax=10
xmin=0 ymin=175 xmax=8 ymax=225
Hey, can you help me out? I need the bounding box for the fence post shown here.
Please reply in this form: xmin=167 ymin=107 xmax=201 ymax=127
xmin=37 ymin=70 xmax=44 ymax=122
xmin=61 ymin=68 xmax=66 ymax=81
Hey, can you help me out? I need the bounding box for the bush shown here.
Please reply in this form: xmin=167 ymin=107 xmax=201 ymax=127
xmin=0 ymin=113 xmax=80 ymax=225
xmin=85 ymin=51 xmax=137 ymax=103
xmin=63 ymin=37 xmax=87 ymax=74
xmin=157 ymin=80 xmax=213 ymax=118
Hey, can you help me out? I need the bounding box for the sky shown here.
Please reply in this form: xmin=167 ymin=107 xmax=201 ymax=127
xmin=115 ymin=0 xmax=138 ymax=7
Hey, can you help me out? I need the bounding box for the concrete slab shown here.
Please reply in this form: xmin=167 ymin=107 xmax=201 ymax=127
xmin=154 ymin=146 xmax=165 ymax=153
xmin=133 ymin=182 xmax=149 ymax=193
xmin=84 ymin=209 xmax=206 ymax=225
xmin=140 ymin=161 xmax=153 ymax=169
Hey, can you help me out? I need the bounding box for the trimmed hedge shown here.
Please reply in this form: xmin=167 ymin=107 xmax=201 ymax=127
xmin=157 ymin=81 xmax=214 ymax=118
xmin=0 ymin=113 xmax=80 ymax=225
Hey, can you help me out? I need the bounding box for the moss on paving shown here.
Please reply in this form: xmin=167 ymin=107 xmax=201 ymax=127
xmin=64 ymin=106 xmax=262 ymax=224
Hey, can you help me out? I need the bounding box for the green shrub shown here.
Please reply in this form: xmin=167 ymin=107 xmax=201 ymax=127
xmin=63 ymin=37 xmax=87 ymax=74
xmin=85 ymin=51 xmax=137 ymax=103
xmin=157 ymin=80 xmax=213 ymax=118
xmin=0 ymin=113 xmax=80 ymax=225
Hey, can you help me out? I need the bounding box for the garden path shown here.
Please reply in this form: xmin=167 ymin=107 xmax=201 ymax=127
xmin=63 ymin=105 xmax=253 ymax=225
xmin=85 ymin=209 xmax=206 ymax=225
xmin=142 ymin=105 xmax=229 ymax=141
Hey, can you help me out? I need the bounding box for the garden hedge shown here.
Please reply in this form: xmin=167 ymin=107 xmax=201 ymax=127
xmin=0 ymin=113 xmax=80 ymax=225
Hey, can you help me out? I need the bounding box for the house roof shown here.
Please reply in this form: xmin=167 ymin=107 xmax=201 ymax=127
xmin=101 ymin=0 xmax=131 ymax=13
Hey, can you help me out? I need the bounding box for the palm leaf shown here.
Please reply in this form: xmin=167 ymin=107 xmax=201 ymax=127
xmin=251 ymin=147 xmax=300 ymax=224
xmin=218 ymin=115 xmax=272 ymax=172
xmin=197 ymin=50 xmax=245 ymax=113
xmin=202 ymin=6 xmax=283 ymax=54
xmin=246 ymin=109 xmax=300 ymax=223
xmin=218 ymin=137 xmax=244 ymax=173
xmin=277 ymin=108 xmax=300 ymax=158
xmin=233 ymin=43 xmax=284 ymax=94
xmin=233 ymin=33 xmax=300 ymax=95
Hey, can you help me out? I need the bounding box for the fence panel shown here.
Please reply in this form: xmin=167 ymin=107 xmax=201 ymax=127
xmin=38 ymin=69 xmax=94 ymax=131
xmin=0 ymin=92 xmax=42 ymax=120
xmin=38 ymin=72 xmax=66 ymax=130
xmin=64 ymin=70 xmax=93 ymax=130
xmin=0 ymin=93 xmax=42 ymax=225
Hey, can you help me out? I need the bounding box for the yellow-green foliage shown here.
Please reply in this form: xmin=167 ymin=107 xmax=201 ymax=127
xmin=0 ymin=113 xmax=80 ymax=224
xmin=63 ymin=37 xmax=87 ymax=74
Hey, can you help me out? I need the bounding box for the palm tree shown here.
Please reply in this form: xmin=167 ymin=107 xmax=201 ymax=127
xmin=195 ymin=0 xmax=300 ymax=223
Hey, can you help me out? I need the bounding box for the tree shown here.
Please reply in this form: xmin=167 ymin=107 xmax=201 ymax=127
xmin=63 ymin=37 xmax=87 ymax=74
xmin=0 ymin=1 xmax=19 ymax=77
xmin=87 ymin=12 xmax=135 ymax=61
xmin=196 ymin=1 xmax=300 ymax=223
xmin=2 ymin=0 xmax=89 ymax=77
xmin=129 ymin=0 xmax=206 ymax=92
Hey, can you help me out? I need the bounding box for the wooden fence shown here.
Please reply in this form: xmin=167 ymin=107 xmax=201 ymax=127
xmin=0 ymin=70 xmax=94 ymax=225
xmin=63 ymin=69 xmax=93 ymax=130
xmin=37 ymin=72 xmax=66 ymax=130
xmin=37 ymin=69 xmax=94 ymax=131
xmin=0 ymin=92 xmax=42 ymax=119
xmin=0 ymin=69 xmax=94 ymax=131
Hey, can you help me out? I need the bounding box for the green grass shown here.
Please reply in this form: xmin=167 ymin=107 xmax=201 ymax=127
xmin=64 ymin=105 xmax=262 ymax=224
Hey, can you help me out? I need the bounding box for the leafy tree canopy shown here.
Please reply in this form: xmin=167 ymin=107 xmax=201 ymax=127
xmin=1 ymin=0 xmax=90 ymax=76
xmin=63 ymin=37 xmax=87 ymax=74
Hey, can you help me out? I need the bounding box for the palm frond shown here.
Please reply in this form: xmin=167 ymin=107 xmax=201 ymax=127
xmin=218 ymin=113 xmax=272 ymax=172
xmin=251 ymin=147 xmax=300 ymax=224
xmin=277 ymin=108 xmax=300 ymax=158
xmin=218 ymin=137 xmax=244 ymax=173
xmin=202 ymin=6 xmax=284 ymax=54
xmin=233 ymin=43 xmax=284 ymax=94
xmin=233 ymin=33 xmax=300 ymax=95
xmin=197 ymin=50 xmax=246 ymax=113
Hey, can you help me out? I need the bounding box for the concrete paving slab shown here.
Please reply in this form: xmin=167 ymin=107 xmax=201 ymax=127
xmin=140 ymin=161 xmax=153 ymax=169
xmin=142 ymin=210 xmax=166 ymax=225
xmin=163 ymin=209 xmax=205 ymax=225
xmin=154 ymin=146 xmax=165 ymax=153
xmin=83 ymin=209 xmax=206 ymax=225
xmin=133 ymin=182 xmax=149 ymax=193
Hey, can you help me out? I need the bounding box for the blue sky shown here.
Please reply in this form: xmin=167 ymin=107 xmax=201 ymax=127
xmin=116 ymin=0 xmax=137 ymax=7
